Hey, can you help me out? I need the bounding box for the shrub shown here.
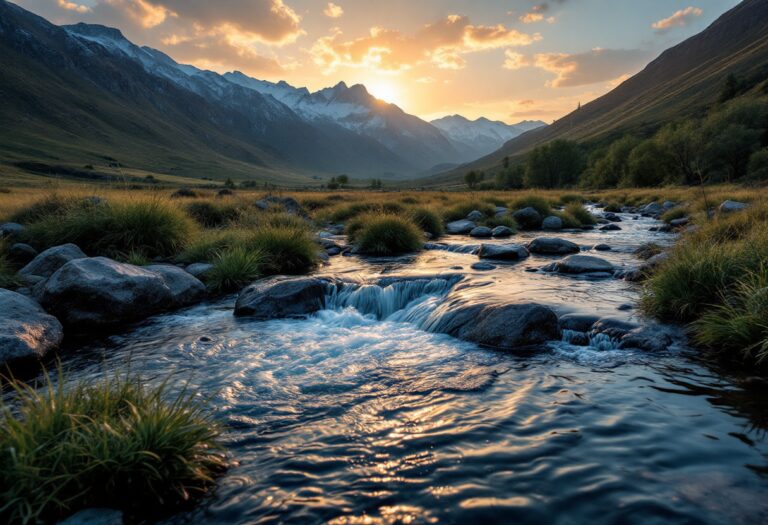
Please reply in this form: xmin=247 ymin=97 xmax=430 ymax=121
xmin=8 ymin=194 xmax=83 ymax=224
xmin=185 ymin=201 xmax=242 ymax=228
xmin=0 ymin=370 xmax=225 ymax=524
xmin=249 ymin=226 xmax=318 ymax=275
xmin=443 ymin=201 xmax=496 ymax=222
xmin=510 ymin=195 xmax=551 ymax=216
xmin=409 ymin=208 xmax=444 ymax=238
xmin=207 ymin=247 xmax=265 ymax=293
xmin=564 ymin=203 xmax=596 ymax=225
xmin=347 ymin=214 xmax=423 ymax=255
xmin=551 ymin=210 xmax=581 ymax=228
xmin=177 ymin=230 xmax=243 ymax=264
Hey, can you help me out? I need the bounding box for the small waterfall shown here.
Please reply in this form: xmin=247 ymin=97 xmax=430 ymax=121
xmin=423 ymin=243 xmax=480 ymax=254
xmin=325 ymin=276 xmax=462 ymax=321
xmin=561 ymin=329 xmax=622 ymax=351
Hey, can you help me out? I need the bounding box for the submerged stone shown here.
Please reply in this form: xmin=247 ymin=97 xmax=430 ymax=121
xmin=527 ymin=237 xmax=580 ymax=255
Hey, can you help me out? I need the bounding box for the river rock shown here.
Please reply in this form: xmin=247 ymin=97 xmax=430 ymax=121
xmin=512 ymin=207 xmax=543 ymax=230
xmin=641 ymin=202 xmax=664 ymax=216
xmin=8 ymin=243 xmax=38 ymax=265
xmin=619 ymin=327 xmax=672 ymax=352
xmin=527 ymin=237 xmax=580 ymax=255
xmin=466 ymin=210 xmax=485 ymax=221
xmin=39 ymin=257 xmax=174 ymax=329
xmin=547 ymin=255 xmax=614 ymax=274
xmin=719 ymin=200 xmax=748 ymax=213
xmin=235 ymin=276 xmax=331 ymax=319
xmin=19 ymin=244 xmax=87 ymax=279
xmin=478 ymin=243 xmax=529 ymax=261
xmin=603 ymin=212 xmax=622 ymax=222
xmin=57 ymin=508 xmax=124 ymax=525
xmin=0 ymin=222 xmax=24 ymax=239
xmin=469 ymin=226 xmax=493 ymax=238
xmin=542 ymin=216 xmax=563 ymax=230
xmin=591 ymin=318 xmax=639 ymax=339
xmin=593 ymin=244 xmax=611 ymax=251
xmin=471 ymin=262 xmax=497 ymax=271
xmin=446 ymin=220 xmax=476 ymax=235
xmin=185 ymin=263 xmax=214 ymax=280
xmin=559 ymin=313 xmax=601 ymax=332
xmin=491 ymin=226 xmax=513 ymax=237
xmin=431 ymin=302 xmax=561 ymax=349
xmin=599 ymin=224 xmax=622 ymax=231
xmin=494 ymin=207 xmax=509 ymax=217
xmin=0 ymin=289 xmax=63 ymax=365
xmin=662 ymin=201 xmax=677 ymax=210
xmin=145 ymin=265 xmax=206 ymax=307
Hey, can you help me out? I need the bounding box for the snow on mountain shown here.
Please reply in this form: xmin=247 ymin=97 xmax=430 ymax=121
xmin=431 ymin=115 xmax=547 ymax=159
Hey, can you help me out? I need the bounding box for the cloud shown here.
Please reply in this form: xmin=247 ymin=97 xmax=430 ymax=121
xmin=503 ymin=50 xmax=529 ymax=70
xmin=532 ymin=48 xmax=649 ymax=87
xmin=652 ymin=6 xmax=703 ymax=34
xmin=57 ymin=0 xmax=90 ymax=13
xmin=310 ymin=15 xmax=540 ymax=73
xmin=324 ymin=2 xmax=343 ymax=18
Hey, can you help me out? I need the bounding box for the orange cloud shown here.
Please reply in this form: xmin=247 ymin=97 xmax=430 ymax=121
xmin=503 ymin=50 xmax=529 ymax=70
xmin=57 ymin=0 xmax=90 ymax=13
xmin=652 ymin=6 xmax=702 ymax=34
xmin=324 ymin=2 xmax=343 ymax=18
xmin=310 ymin=15 xmax=540 ymax=73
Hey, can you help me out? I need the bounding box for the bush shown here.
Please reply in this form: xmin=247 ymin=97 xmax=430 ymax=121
xmin=409 ymin=208 xmax=444 ymax=238
xmin=9 ymin=194 xmax=83 ymax=224
xmin=443 ymin=201 xmax=496 ymax=222
xmin=0 ymin=370 xmax=225 ymax=524
xmin=347 ymin=214 xmax=423 ymax=255
xmin=185 ymin=201 xmax=242 ymax=228
xmin=748 ymin=148 xmax=768 ymax=181
xmin=22 ymin=199 xmax=195 ymax=259
xmin=564 ymin=203 xmax=596 ymax=225
xmin=207 ymin=247 xmax=265 ymax=293
xmin=249 ymin=226 xmax=318 ymax=275
xmin=510 ymin=195 xmax=551 ymax=216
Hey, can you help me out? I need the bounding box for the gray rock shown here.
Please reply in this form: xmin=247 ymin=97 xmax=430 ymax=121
xmin=0 ymin=222 xmax=24 ymax=239
xmin=235 ymin=276 xmax=331 ymax=319
xmin=146 ymin=265 xmax=206 ymax=307
xmin=719 ymin=200 xmax=748 ymax=213
xmin=19 ymin=244 xmax=87 ymax=279
xmin=591 ymin=318 xmax=639 ymax=339
xmin=662 ymin=201 xmax=677 ymax=210
xmin=326 ymin=246 xmax=342 ymax=256
xmin=57 ymin=508 xmax=124 ymax=525
xmin=478 ymin=243 xmax=530 ymax=261
xmin=670 ymin=217 xmax=689 ymax=227
xmin=185 ymin=263 xmax=215 ymax=280
xmin=39 ymin=257 xmax=174 ymax=329
xmin=620 ymin=327 xmax=672 ymax=352
xmin=430 ymin=302 xmax=561 ymax=349
xmin=8 ymin=243 xmax=38 ymax=265
xmin=641 ymin=202 xmax=664 ymax=216
xmin=617 ymin=304 xmax=634 ymax=311
xmin=512 ymin=207 xmax=543 ymax=230
xmin=469 ymin=226 xmax=493 ymax=238
xmin=599 ymin=224 xmax=622 ymax=231
xmin=593 ymin=244 xmax=611 ymax=251
xmin=559 ymin=313 xmax=600 ymax=332
xmin=527 ymin=237 xmax=580 ymax=255
xmin=603 ymin=212 xmax=622 ymax=222
xmin=550 ymin=255 xmax=614 ymax=274
xmin=542 ymin=215 xmax=563 ymax=230
xmin=0 ymin=289 xmax=63 ymax=365
xmin=255 ymin=196 xmax=307 ymax=217
xmin=494 ymin=207 xmax=509 ymax=217
xmin=471 ymin=262 xmax=497 ymax=271
xmin=446 ymin=220 xmax=476 ymax=235
xmin=491 ymin=226 xmax=514 ymax=237
xmin=466 ymin=210 xmax=485 ymax=221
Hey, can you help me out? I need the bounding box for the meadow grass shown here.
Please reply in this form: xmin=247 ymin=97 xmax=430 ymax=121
xmin=564 ymin=203 xmax=597 ymax=225
xmin=0 ymin=369 xmax=225 ymax=524
xmin=408 ymin=207 xmax=444 ymax=238
xmin=346 ymin=214 xmax=423 ymax=255
xmin=206 ymin=247 xmax=266 ymax=293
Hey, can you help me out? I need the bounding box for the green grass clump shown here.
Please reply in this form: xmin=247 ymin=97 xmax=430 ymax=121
xmin=0 ymin=254 xmax=20 ymax=289
xmin=0 ymin=370 xmax=225 ymax=524
xmin=249 ymin=226 xmax=318 ymax=274
xmin=603 ymin=202 xmax=622 ymax=213
xmin=21 ymin=199 xmax=195 ymax=259
xmin=564 ymin=203 xmax=597 ymax=225
xmin=559 ymin=194 xmax=585 ymax=205
xmin=661 ymin=207 xmax=687 ymax=224
xmin=443 ymin=201 xmax=496 ymax=222
xmin=347 ymin=214 xmax=423 ymax=255
xmin=8 ymin=194 xmax=84 ymax=224
xmin=481 ymin=215 xmax=518 ymax=230
xmin=551 ymin=210 xmax=582 ymax=228
xmin=510 ymin=196 xmax=551 ymax=216
xmin=185 ymin=201 xmax=242 ymax=228
xmin=207 ymin=247 xmax=265 ymax=292
xmin=409 ymin=208 xmax=444 ymax=238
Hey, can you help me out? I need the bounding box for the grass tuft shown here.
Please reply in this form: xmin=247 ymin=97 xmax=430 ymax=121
xmin=564 ymin=203 xmax=597 ymax=226
xmin=347 ymin=214 xmax=423 ymax=255
xmin=409 ymin=207 xmax=444 ymax=238
xmin=510 ymin=195 xmax=552 ymax=216
xmin=207 ymin=247 xmax=265 ymax=293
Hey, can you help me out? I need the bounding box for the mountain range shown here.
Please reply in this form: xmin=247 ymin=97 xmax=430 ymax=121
xmin=0 ymin=1 xmax=540 ymax=184
xmin=426 ymin=0 xmax=768 ymax=186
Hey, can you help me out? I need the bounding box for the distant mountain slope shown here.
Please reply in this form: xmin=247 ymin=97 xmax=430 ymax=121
xmin=423 ymin=0 xmax=768 ymax=187
xmin=0 ymin=1 xmax=466 ymax=182
xmin=430 ymin=115 xmax=545 ymax=159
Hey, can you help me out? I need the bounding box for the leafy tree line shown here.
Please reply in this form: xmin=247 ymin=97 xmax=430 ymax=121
xmin=473 ymin=84 xmax=768 ymax=190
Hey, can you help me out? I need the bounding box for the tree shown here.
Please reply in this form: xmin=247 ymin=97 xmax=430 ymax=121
xmin=655 ymin=121 xmax=703 ymax=185
xmin=586 ymin=136 xmax=640 ymax=188
xmin=224 ymin=177 xmax=236 ymax=189
xmin=625 ymin=140 xmax=675 ymax=187
xmin=337 ymin=174 xmax=349 ymax=185
xmin=718 ymin=73 xmax=740 ymax=103
xmin=748 ymin=148 xmax=768 ymax=181
xmin=464 ymin=170 xmax=483 ymax=189
xmin=524 ymin=139 xmax=584 ymax=188
xmin=369 ymin=178 xmax=383 ymax=189
xmin=495 ymin=165 xmax=524 ymax=189
xmin=705 ymin=124 xmax=761 ymax=181
xmin=327 ymin=176 xmax=340 ymax=190
xmin=502 ymin=156 xmax=510 ymax=169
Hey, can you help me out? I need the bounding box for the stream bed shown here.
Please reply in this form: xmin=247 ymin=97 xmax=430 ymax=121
xmin=59 ymin=211 xmax=768 ymax=524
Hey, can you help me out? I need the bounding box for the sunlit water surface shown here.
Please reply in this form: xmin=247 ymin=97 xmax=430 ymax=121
xmin=61 ymin=211 xmax=768 ymax=524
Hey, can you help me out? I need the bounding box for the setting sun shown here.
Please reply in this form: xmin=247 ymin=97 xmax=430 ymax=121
xmin=366 ymin=79 xmax=404 ymax=107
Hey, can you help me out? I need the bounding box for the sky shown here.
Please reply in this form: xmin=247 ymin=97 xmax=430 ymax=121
xmin=15 ymin=0 xmax=741 ymax=123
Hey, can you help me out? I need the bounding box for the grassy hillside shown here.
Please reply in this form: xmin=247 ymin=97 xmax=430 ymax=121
xmin=421 ymin=0 xmax=768 ymax=188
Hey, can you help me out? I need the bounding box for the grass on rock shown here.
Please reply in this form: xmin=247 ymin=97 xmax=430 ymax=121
xmin=0 ymin=369 xmax=225 ymax=524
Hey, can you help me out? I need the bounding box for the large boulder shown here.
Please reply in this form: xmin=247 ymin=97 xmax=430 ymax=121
xmin=547 ymin=255 xmax=614 ymax=274
xmin=478 ymin=243 xmax=529 ymax=261
xmin=469 ymin=226 xmax=493 ymax=238
xmin=719 ymin=200 xmax=748 ymax=213
xmin=542 ymin=216 xmax=563 ymax=230
xmin=446 ymin=220 xmax=476 ymax=235
xmin=19 ymin=244 xmax=87 ymax=279
xmin=39 ymin=257 xmax=174 ymax=329
xmin=145 ymin=265 xmax=206 ymax=307
xmin=512 ymin=207 xmax=543 ymax=230
xmin=235 ymin=276 xmax=331 ymax=319
xmin=527 ymin=237 xmax=580 ymax=255
xmin=429 ymin=302 xmax=561 ymax=349
xmin=0 ymin=289 xmax=63 ymax=365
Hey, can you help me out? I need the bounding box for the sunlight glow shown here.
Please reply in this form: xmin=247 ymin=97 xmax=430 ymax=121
xmin=366 ymin=79 xmax=404 ymax=107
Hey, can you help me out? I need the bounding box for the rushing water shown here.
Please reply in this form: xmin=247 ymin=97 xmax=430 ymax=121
xmin=60 ymin=210 xmax=768 ymax=524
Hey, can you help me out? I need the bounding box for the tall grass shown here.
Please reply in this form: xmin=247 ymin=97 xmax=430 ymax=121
xmin=443 ymin=201 xmax=496 ymax=222
xmin=409 ymin=208 xmax=444 ymax=238
xmin=0 ymin=254 xmax=19 ymax=289
xmin=346 ymin=214 xmax=423 ymax=255
xmin=510 ymin=195 xmax=552 ymax=216
xmin=564 ymin=203 xmax=597 ymax=225
xmin=206 ymin=247 xmax=265 ymax=293
xmin=0 ymin=369 xmax=225 ymax=524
